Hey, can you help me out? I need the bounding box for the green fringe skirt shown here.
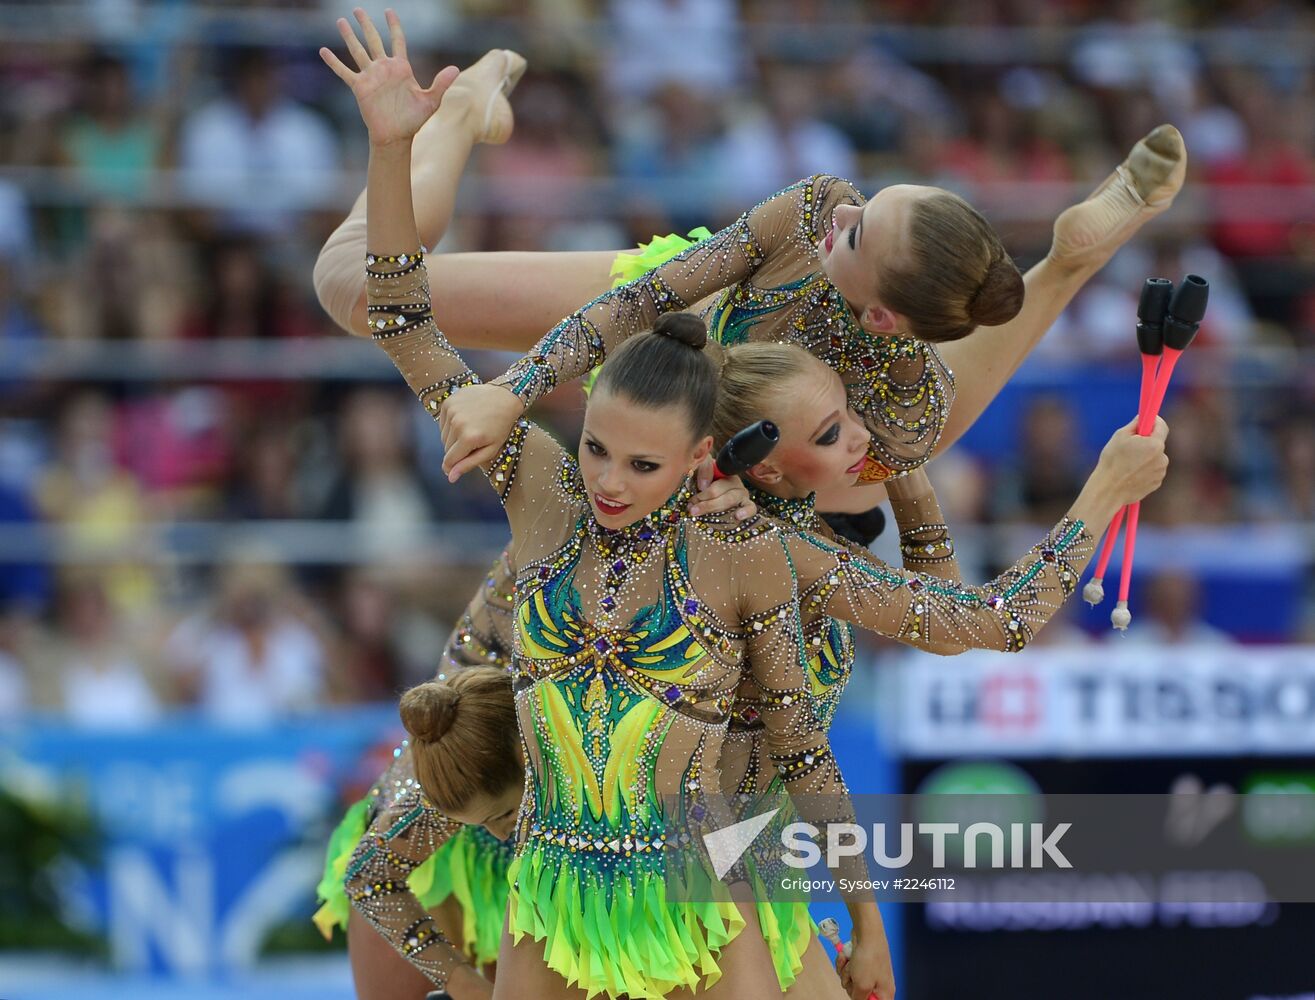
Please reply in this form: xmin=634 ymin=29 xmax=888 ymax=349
xmin=313 ymin=798 xmax=514 ymax=966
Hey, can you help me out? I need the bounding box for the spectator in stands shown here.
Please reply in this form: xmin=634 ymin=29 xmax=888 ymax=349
xmin=1109 ymin=569 xmax=1233 ymax=646
xmin=0 ymin=482 xmax=52 ymax=616
xmin=165 ymin=552 xmax=328 ymax=725
xmin=0 ymin=182 xmax=44 ymax=364
xmin=178 ymin=236 xmax=322 ymax=340
xmin=0 ymin=256 xmax=43 ymax=348
xmin=1206 ymin=75 xmax=1315 ymax=329
xmin=1267 ymin=414 xmax=1315 ymax=521
xmin=1141 ymin=395 xmax=1241 ymax=526
xmin=332 ymin=566 xmax=406 ymax=702
xmin=113 ymin=384 xmax=232 ymax=517
xmin=604 ymin=0 xmax=746 ymax=104
xmin=178 ymin=47 xmax=340 ymax=235
xmin=939 ymin=89 xmax=1073 ymax=187
xmin=31 ymin=571 xmax=163 ymax=728
xmin=479 ymin=75 xmax=602 ymax=250
xmin=1069 ymin=0 xmax=1200 ymax=123
xmin=990 ymin=396 xmax=1090 ymax=525
xmin=0 ymin=179 xmax=33 ymax=267
xmin=711 ymin=60 xmax=859 ymax=205
xmin=36 ymin=390 xmax=158 ymax=619
xmin=613 ymin=82 xmax=727 ymax=234
xmin=48 ymin=205 xmax=195 ymax=340
xmin=818 ymin=43 xmax=952 ymax=158
xmin=314 ymin=387 xmax=455 ymax=554
xmin=330 ymin=566 xmax=450 ymax=701
xmin=223 ymin=423 xmax=306 ymax=521
xmin=54 ymin=51 xmax=165 ymax=202
xmin=1036 ymin=229 xmax=1256 ymax=360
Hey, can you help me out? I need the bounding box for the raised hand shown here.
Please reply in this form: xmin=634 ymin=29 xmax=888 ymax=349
xmin=319 ymin=8 xmax=458 ymax=147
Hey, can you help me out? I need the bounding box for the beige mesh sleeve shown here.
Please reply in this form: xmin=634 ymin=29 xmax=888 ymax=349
xmin=787 ymin=515 xmax=1095 ymax=655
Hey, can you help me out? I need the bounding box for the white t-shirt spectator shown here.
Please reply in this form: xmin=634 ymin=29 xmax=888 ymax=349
xmin=606 ymin=0 xmax=745 ymax=102
xmin=712 ymin=110 xmax=859 ymax=206
xmin=60 ymin=653 xmax=162 ymax=729
xmin=178 ymin=98 xmax=339 ymax=233
xmin=168 ymin=614 xmax=325 ymax=726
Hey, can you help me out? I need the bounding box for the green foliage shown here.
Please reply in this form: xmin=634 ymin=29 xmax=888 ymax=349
xmin=0 ymin=779 xmax=107 ymax=955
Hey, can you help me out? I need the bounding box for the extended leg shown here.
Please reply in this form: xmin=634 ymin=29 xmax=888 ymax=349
xmin=783 ymin=938 xmax=849 ymax=999
xmin=489 ymin=925 xmax=591 ymax=1000
xmin=665 ymin=900 xmax=782 ymax=999
xmin=315 ymin=49 xmax=627 ymax=347
xmin=934 ymin=125 xmax=1187 ymax=454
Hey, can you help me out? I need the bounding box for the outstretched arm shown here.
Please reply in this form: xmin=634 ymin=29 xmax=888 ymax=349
xmin=789 ymin=416 xmax=1169 ymax=653
xmin=435 ymin=179 xmax=819 ymax=480
xmin=322 ymin=9 xmax=575 ymax=546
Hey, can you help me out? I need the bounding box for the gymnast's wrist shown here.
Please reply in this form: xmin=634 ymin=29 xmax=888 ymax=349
xmin=1069 ymin=474 xmax=1120 ymax=530
xmin=369 ymin=134 xmax=414 ymax=156
xmin=847 ymin=897 xmax=885 ymax=933
xmin=487 ymin=373 xmax=532 ymax=411
xmin=884 ymin=467 xmax=933 ymax=501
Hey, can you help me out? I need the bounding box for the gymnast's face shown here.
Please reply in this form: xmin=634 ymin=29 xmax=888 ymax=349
xmin=579 ymin=389 xmax=714 ymax=530
xmin=745 ymin=354 xmax=870 ymax=498
xmin=443 ymin=781 xmax=523 ymax=841
xmin=818 ymin=184 xmax=937 ymax=333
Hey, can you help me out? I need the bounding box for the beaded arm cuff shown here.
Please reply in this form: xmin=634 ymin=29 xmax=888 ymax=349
xmin=887 ymin=490 xmax=963 ymax=584
xmin=485 ymin=186 xmax=776 ymax=409
xmin=365 ymin=252 xmax=532 ymax=507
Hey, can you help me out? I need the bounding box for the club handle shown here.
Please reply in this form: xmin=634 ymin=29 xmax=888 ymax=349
xmin=1162 ymin=274 xmax=1209 ymax=351
xmin=1135 ymin=277 xmax=1172 ymax=355
xmin=713 ymin=420 xmax=779 ymax=481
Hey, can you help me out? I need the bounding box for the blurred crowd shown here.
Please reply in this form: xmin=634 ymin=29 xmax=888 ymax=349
xmin=2 ymin=0 xmax=1314 ymax=725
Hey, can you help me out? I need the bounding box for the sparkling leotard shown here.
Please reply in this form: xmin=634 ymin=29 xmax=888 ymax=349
xmin=490 ymin=175 xmax=954 ymax=482
xmin=367 ymin=252 xmax=1097 ymax=998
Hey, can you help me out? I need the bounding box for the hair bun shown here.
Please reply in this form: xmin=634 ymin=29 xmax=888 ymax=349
xmin=652 ymin=312 xmax=708 ymax=350
xmin=400 ymin=682 xmax=460 ymax=743
xmin=967 ymin=254 xmax=1025 ymax=327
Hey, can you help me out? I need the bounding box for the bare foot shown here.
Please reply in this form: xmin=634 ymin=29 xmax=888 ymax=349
xmin=1048 ymin=124 xmax=1187 ymax=272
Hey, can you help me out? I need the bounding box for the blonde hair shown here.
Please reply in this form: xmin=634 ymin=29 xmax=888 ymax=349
xmin=710 ymin=341 xmax=816 ymax=448
xmin=399 ymin=667 xmax=520 ymax=813
xmin=874 ymin=191 xmax=1024 ymax=342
